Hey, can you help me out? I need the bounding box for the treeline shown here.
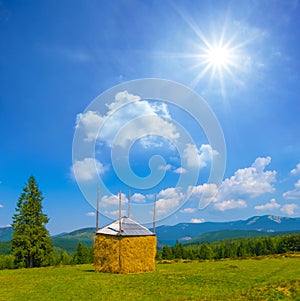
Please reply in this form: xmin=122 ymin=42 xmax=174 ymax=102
xmin=157 ymin=234 xmax=300 ymax=260
xmin=0 ymin=242 xmax=94 ymax=270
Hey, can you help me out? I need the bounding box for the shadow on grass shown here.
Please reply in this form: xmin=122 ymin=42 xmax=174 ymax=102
xmin=79 ymin=269 xmax=95 ymax=273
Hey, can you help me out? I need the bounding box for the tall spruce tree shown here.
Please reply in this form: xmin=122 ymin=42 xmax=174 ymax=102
xmin=12 ymin=176 xmax=53 ymax=268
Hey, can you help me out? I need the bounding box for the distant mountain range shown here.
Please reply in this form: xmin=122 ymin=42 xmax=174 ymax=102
xmin=0 ymin=215 xmax=299 ymax=254
xmin=154 ymin=215 xmax=300 ymax=245
xmin=0 ymin=227 xmax=13 ymax=242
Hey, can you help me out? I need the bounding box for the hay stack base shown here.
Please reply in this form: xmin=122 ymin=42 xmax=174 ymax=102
xmin=94 ymin=234 xmax=156 ymax=274
xmin=94 ymin=217 xmax=156 ymax=274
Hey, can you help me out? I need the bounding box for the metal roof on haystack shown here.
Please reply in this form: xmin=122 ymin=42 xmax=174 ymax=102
xmin=96 ymin=217 xmax=155 ymax=236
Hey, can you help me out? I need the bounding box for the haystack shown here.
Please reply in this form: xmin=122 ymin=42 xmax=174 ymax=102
xmin=94 ymin=217 xmax=156 ymax=274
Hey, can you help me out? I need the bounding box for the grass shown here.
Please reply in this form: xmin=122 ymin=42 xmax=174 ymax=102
xmin=0 ymin=255 xmax=299 ymax=300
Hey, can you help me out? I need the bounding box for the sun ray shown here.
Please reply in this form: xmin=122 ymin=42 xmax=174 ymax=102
xmin=164 ymin=6 xmax=257 ymax=96
xmin=172 ymin=5 xmax=212 ymax=50
xmin=190 ymin=63 xmax=212 ymax=88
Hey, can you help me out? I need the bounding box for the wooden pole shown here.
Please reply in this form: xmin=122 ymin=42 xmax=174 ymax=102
xmin=153 ymin=194 xmax=156 ymax=234
xmin=119 ymin=191 xmax=122 ymax=233
xmin=96 ymin=186 xmax=100 ymax=233
xmin=118 ymin=191 xmax=122 ymax=273
xmin=127 ymin=190 xmax=130 ymax=218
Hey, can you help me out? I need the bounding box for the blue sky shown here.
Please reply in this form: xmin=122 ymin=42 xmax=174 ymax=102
xmin=0 ymin=0 xmax=300 ymax=234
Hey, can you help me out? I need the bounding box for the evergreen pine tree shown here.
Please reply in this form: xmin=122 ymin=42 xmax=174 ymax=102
xmin=162 ymin=245 xmax=173 ymax=260
xmin=74 ymin=242 xmax=86 ymax=264
xmin=73 ymin=243 xmax=93 ymax=264
xmin=12 ymin=176 xmax=53 ymax=268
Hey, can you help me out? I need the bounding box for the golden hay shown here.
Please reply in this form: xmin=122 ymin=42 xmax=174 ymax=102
xmin=94 ymin=235 xmax=156 ymax=274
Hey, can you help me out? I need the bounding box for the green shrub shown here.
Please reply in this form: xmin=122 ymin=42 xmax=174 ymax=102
xmin=0 ymin=255 xmax=15 ymax=270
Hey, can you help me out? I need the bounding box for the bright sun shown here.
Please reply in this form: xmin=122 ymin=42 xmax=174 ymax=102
xmin=206 ymin=46 xmax=230 ymax=68
xmin=190 ymin=40 xmax=238 ymax=92
xmin=173 ymin=9 xmax=247 ymax=95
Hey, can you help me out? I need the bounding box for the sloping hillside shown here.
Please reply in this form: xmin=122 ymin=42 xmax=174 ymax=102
xmin=52 ymin=227 xmax=95 ymax=253
xmin=0 ymin=227 xmax=13 ymax=242
xmin=185 ymin=229 xmax=300 ymax=245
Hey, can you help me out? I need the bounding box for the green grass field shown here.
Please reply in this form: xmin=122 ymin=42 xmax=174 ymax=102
xmin=0 ymin=256 xmax=299 ymax=301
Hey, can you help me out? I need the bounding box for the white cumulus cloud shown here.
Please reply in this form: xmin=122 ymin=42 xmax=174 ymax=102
xmin=291 ymin=163 xmax=300 ymax=175
xmin=75 ymin=91 xmax=180 ymax=148
xmin=174 ymin=167 xmax=188 ymax=174
xmin=76 ymin=110 xmax=105 ymax=143
xmin=180 ymin=207 xmax=197 ymax=214
xmin=254 ymin=198 xmax=281 ymax=211
xmin=104 ymin=209 xmax=126 ymax=217
xmin=100 ymin=193 xmax=127 ymax=208
xmin=280 ymin=204 xmax=298 ymax=216
xmin=156 ymin=187 xmax=184 ymax=216
xmin=158 ymin=164 xmax=173 ymax=171
xmin=188 ymin=156 xmax=276 ymax=211
xmin=214 ymin=199 xmax=247 ymax=211
xmin=190 ymin=218 xmax=205 ymax=223
xmin=188 ymin=183 xmax=219 ymax=204
xmin=86 ymin=212 xmax=96 ymax=217
xmin=283 ymin=179 xmax=300 ymax=200
xmin=183 ymin=144 xmax=218 ymax=169
xmin=107 ymin=90 xmax=141 ymax=111
xmin=131 ymin=193 xmax=146 ymax=203
xmin=220 ymin=156 xmax=276 ymax=200
xmin=71 ymin=157 xmax=106 ymax=182
xmin=0 ymin=204 xmax=3 ymax=208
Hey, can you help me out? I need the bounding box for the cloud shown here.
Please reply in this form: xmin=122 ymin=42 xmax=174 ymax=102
xmin=71 ymin=157 xmax=106 ymax=182
xmin=114 ymin=114 xmax=179 ymax=149
xmin=100 ymin=193 xmax=127 ymax=208
xmin=219 ymin=156 xmax=276 ymax=199
xmin=183 ymin=144 xmax=218 ymax=169
xmin=104 ymin=209 xmax=126 ymax=217
xmin=174 ymin=167 xmax=188 ymax=174
xmin=107 ymin=91 xmax=141 ymax=111
xmin=188 ymin=183 xmax=219 ymax=204
xmin=76 ymin=91 xmax=180 ymax=148
xmin=139 ymin=136 xmax=164 ymax=148
xmin=291 ymin=163 xmax=300 ymax=175
xmin=180 ymin=207 xmax=197 ymax=214
xmin=283 ymin=179 xmax=300 ymax=200
xmin=188 ymin=156 xmax=276 ymax=211
xmin=158 ymin=164 xmax=173 ymax=171
xmin=280 ymin=204 xmax=298 ymax=216
xmin=131 ymin=193 xmax=146 ymax=203
xmin=156 ymin=187 xmax=184 ymax=216
xmin=214 ymin=199 xmax=247 ymax=211
xmin=0 ymin=204 xmax=3 ymax=208
xmin=86 ymin=212 xmax=96 ymax=217
xmin=157 ymin=187 xmax=183 ymax=199
xmin=76 ymin=111 xmax=105 ymax=143
xmin=190 ymin=218 xmax=205 ymax=223
xmin=156 ymin=198 xmax=179 ymax=216
xmin=100 ymin=192 xmax=145 ymax=206
xmin=254 ymin=198 xmax=281 ymax=211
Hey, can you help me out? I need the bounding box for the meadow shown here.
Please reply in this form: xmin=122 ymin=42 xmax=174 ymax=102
xmin=0 ymin=255 xmax=299 ymax=301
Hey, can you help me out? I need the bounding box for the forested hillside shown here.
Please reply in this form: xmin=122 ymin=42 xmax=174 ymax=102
xmin=158 ymin=234 xmax=300 ymax=260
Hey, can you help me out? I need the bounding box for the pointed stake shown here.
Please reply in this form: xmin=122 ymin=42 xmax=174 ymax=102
xmin=153 ymin=194 xmax=156 ymax=234
xmin=96 ymin=186 xmax=100 ymax=232
xmin=119 ymin=191 xmax=122 ymax=233
xmin=127 ymin=190 xmax=130 ymax=218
